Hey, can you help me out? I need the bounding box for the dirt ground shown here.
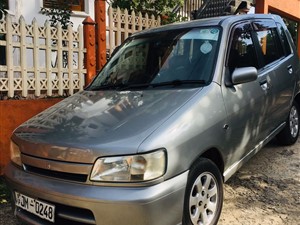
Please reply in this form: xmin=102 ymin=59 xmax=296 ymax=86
xmin=219 ymin=139 xmax=300 ymax=225
xmin=0 ymin=139 xmax=299 ymax=225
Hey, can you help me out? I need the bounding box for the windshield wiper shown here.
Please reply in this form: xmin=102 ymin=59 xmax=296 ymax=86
xmin=117 ymin=83 xmax=152 ymax=91
xmin=88 ymin=83 xmax=127 ymax=91
xmin=88 ymin=83 xmax=152 ymax=91
xmin=152 ymin=80 xmax=207 ymax=88
xmin=118 ymin=80 xmax=206 ymax=90
xmin=89 ymin=80 xmax=206 ymax=91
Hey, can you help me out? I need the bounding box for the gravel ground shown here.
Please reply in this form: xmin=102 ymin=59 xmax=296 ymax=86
xmin=1 ymin=139 xmax=299 ymax=225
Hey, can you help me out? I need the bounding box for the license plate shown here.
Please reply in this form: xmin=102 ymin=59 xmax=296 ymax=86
xmin=15 ymin=192 xmax=55 ymax=223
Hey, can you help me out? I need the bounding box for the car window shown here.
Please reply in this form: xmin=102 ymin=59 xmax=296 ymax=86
xmin=276 ymin=23 xmax=292 ymax=56
xmin=227 ymin=23 xmax=258 ymax=72
xmin=88 ymin=27 xmax=221 ymax=90
xmin=253 ymin=20 xmax=285 ymax=66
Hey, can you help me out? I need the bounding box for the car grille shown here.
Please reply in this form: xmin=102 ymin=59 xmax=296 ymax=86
xmin=24 ymin=164 xmax=88 ymax=183
xmin=21 ymin=153 xmax=93 ymax=183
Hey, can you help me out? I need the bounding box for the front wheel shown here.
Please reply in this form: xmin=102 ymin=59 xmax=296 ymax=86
xmin=182 ymin=158 xmax=223 ymax=225
xmin=277 ymin=101 xmax=299 ymax=145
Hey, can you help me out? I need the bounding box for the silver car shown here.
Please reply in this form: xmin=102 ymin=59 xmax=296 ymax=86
xmin=5 ymin=14 xmax=300 ymax=225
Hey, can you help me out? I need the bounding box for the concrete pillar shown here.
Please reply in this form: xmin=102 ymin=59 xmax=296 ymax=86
xmin=95 ymin=0 xmax=107 ymax=72
xmin=83 ymin=16 xmax=96 ymax=86
xmin=255 ymin=0 xmax=267 ymax=13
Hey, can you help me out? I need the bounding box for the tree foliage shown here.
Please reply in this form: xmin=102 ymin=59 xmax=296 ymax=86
xmin=41 ymin=1 xmax=73 ymax=29
xmin=111 ymin=0 xmax=185 ymax=24
xmin=284 ymin=18 xmax=299 ymax=47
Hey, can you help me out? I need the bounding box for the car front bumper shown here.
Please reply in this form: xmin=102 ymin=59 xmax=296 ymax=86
xmin=4 ymin=162 xmax=187 ymax=225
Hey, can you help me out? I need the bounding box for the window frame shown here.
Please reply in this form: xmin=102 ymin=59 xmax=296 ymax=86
xmin=276 ymin=23 xmax=293 ymax=56
xmin=226 ymin=21 xmax=260 ymax=71
xmin=43 ymin=0 xmax=85 ymax=12
xmin=70 ymin=0 xmax=85 ymax=12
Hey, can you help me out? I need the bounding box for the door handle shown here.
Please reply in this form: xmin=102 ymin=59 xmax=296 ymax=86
xmin=260 ymin=80 xmax=270 ymax=91
xmin=287 ymin=65 xmax=293 ymax=74
xmin=260 ymin=82 xmax=269 ymax=91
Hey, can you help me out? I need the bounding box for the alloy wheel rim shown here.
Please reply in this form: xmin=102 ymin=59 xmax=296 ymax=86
xmin=189 ymin=172 xmax=218 ymax=225
xmin=289 ymin=106 xmax=299 ymax=138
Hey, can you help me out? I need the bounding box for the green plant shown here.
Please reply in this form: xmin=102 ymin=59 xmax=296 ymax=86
xmin=111 ymin=0 xmax=186 ymax=24
xmin=0 ymin=177 xmax=11 ymax=204
xmin=160 ymin=10 xmax=186 ymax=25
xmin=284 ymin=19 xmax=299 ymax=47
xmin=41 ymin=1 xmax=73 ymax=29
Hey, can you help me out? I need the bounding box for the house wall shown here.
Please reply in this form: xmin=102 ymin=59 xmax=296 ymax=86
xmin=0 ymin=98 xmax=63 ymax=175
xmin=6 ymin=0 xmax=96 ymax=27
xmin=255 ymin=0 xmax=300 ymax=57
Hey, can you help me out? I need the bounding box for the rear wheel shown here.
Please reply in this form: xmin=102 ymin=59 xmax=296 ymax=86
xmin=277 ymin=101 xmax=299 ymax=145
xmin=182 ymin=158 xmax=223 ymax=225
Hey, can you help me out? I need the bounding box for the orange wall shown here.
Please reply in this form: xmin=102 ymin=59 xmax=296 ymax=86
xmin=256 ymin=0 xmax=300 ymax=19
xmin=0 ymin=99 xmax=63 ymax=175
xmin=255 ymin=0 xmax=300 ymax=57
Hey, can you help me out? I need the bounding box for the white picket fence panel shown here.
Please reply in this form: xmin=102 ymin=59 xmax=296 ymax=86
xmin=0 ymin=15 xmax=86 ymax=98
xmin=0 ymin=9 xmax=161 ymax=98
xmin=106 ymin=7 xmax=161 ymax=56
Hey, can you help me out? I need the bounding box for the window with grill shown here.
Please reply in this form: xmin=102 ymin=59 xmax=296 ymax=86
xmin=0 ymin=0 xmax=7 ymax=65
xmin=2 ymin=0 xmax=9 ymax=9
xmin=43 ymin=0 xmax=85 ymax=12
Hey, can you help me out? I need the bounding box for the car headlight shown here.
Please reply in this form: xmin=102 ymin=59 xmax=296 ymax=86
xmin=10 ymin=141 xmax=22 ymax=167
xmin=90 ymin=150 xmax=166 ymax=182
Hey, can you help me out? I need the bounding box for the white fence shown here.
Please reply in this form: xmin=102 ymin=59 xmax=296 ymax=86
xmin=0 ymin=9 xmax=161 ymax=98
xmin=106 ymin=7 xmax=161 ymax=56
xmin=0 ymin=15 xmax=86 ymax=98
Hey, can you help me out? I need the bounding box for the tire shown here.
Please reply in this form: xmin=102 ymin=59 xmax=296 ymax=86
xmin=277 ymin=101 xmax=300 ymax=145
xmin=182 ymin=158 xmax=223 ymax=225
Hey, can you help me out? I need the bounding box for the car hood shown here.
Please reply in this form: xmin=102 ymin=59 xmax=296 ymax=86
xmin=13 ymin=89 xmax=200 ymax=163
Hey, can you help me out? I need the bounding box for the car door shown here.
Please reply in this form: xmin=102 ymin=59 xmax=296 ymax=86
xmin=221 ymin=21 xmax=271 ymax=167
xmin=252 ymin=19 xmax=296 ymax=135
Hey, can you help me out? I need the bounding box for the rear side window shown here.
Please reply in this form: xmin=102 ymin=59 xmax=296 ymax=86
xmin=227 ymin=23 xmax=258 ymax=72
xmin=253 ymin=20 xmax=285 ymax=66
xmin=277 ymin=23 xmax=292 ymax=56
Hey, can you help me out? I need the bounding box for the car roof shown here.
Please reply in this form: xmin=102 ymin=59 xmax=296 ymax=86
xmin=132 ymin=14 xmax=282 ymax=37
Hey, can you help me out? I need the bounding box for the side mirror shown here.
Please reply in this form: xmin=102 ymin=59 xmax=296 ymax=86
xmin=231 ymin=67 xmax=258 ymax=85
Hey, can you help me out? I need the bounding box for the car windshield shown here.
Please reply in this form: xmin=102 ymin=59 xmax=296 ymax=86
xmin=88 ymin=27 xmax=221 ymax=91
